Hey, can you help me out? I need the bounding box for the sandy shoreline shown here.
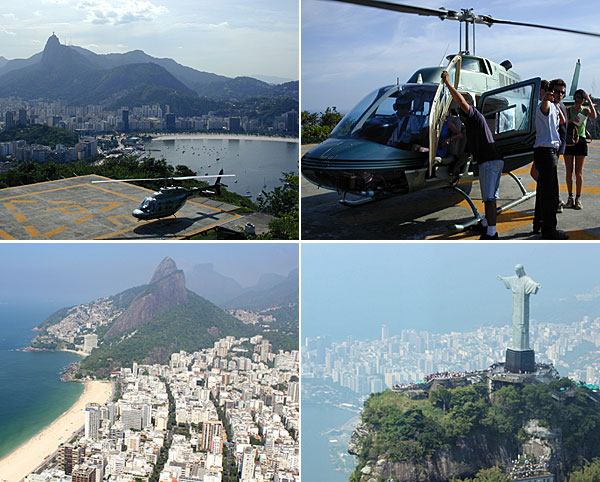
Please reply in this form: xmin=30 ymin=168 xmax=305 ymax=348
xmin=0 ymin=380 xmax=112 ymax=482
xmin=151 ymin=133 xmax=298 ymax=142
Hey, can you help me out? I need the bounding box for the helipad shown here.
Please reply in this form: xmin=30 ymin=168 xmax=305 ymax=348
xmin=0 ymin=175 xmax=242 ymax=240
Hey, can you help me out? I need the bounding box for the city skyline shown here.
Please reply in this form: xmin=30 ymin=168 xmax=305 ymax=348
xmin=1 ymin=0 xmax=298 ymax=80
xmin=302 ymin=0 xmax=600 ymax=112
xmin=302 ymin=243 xmax=600 ymax=341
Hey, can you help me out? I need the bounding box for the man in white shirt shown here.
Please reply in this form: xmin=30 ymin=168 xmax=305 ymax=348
xmin=533 ymin=78 xmax=567 ymax=239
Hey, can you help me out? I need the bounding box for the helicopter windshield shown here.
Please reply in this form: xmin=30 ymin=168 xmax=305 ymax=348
xmin=139 ymin=197 xmax=156 ymax=212
xmin=330 ymin=84 xmax=437 ymax=150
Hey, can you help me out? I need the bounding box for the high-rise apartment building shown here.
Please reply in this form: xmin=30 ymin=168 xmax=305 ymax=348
xmin=58 ymin=443 xmax=83 ymax=475
xmin=72 ymin=465 xmax=96 ymax=482
xmin=85 ymin=403 xmax=100 ymax=440
xmin=201 ymin=420 xmax=223 ymax=451
xmin=240 ymin=446 xmax=255 ymax=481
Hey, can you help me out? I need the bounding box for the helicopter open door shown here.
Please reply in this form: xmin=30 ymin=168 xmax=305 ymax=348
xmin=477 ymin=77 xmax=541 ymax=173
xmin=428 ymin=54 xmax=462 ymax=177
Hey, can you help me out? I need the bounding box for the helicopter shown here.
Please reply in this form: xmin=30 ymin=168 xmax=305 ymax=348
xmin=92 ymin=169 xmax=235 ymax=221
xmin=302 ymin=0 xmax=600 ymax=230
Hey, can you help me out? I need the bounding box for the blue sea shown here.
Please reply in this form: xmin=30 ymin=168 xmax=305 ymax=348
xmin=145 ymin=137 xmax=299 ymax=200
xmin=0 ymin=303 xmax=83 ymax=460
xmin=302 ymin=400 xmax=358 ymax=482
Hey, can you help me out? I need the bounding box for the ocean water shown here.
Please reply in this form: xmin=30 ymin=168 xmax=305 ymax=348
xmin=145 ymin=137 xmax=299 ymax=199
xmin=302 ymin=400 xmax=358 ymax=482
xmin=0 ymin=303 xmax=83 ymax=460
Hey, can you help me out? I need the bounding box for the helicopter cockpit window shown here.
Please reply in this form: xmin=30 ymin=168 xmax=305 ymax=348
xmin=480 ymin=84 xmax=534 ymax=137
xmin=329 ymin=87 xmax=388 ymax=138
xmin=139 ymin=197 xmax=156 ymax=212
xmin=332 ymin=84 xmax=436 ymax=149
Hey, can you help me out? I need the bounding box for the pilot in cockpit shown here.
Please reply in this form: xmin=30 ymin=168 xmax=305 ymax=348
xmin=387 ymin=96 xmax=428 ymax=151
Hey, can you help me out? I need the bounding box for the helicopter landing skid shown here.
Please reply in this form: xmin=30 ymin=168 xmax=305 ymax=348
xmin=338 ymin=191 xmax=377 ymax=207
xmin=451 ymin=171 xmax=536 ymax=232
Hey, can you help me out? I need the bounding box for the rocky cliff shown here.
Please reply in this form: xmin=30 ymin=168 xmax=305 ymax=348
xmin=350 ymin=422 xmax=516 ymax=482
xmin=348 ymin=372 xmax=600 ymax=482
xmin=105 ymin=257 xmax=187 ymax=338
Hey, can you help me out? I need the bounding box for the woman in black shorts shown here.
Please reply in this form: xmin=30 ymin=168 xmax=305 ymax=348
xmin=563 ymin=89 xmax=597 ymax=209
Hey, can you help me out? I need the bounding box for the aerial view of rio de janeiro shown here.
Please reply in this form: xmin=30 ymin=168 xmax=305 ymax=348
xmin=0 ymin=243 xmax=299 ymax=482
xmin=302 ymin=243 xmax=600 ymax=482
xmin=0 ymin=0 xmax=298 ymax=240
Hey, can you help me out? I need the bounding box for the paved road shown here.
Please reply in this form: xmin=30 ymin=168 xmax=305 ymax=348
xmin=301 ymin=141 xmax=600 ymax=240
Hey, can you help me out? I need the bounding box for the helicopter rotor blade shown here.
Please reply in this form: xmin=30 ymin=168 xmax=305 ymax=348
xmin=328 ymin=0 xmax=600 ymax=38
xmin=91 ymin=174 xmax=235 ymax=184
xmin=328 ymin=0 xmax=452 ymax=19
xmin=478 ymin=16 xmax=600 ymax=38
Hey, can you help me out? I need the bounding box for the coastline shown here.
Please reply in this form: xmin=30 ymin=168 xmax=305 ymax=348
xmin=151 ymin=133 xmax=298 ymax=142
xmin=0 ymin=380 xmax=112 ymax=482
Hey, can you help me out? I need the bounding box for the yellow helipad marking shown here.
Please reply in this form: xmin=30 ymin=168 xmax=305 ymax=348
xmin=107 ymin=214 xmax=133 ymax=226
xmin=13 ymin=212 xmax=27 ymax=222
xmin=45 ymin=204 xmax=88 ymax=215
xmin=24 ymin=225 xmax=40 ymax=237
xmin=74 ymin=214 xmax=94 ymax=224
xmin=43 ymin=227 xmax=68 ymax=238
xmin=0 ymin=229 xmax=15 ymax=240
xmin=90 ymin=184 xmax=145 ymax=202
xmin=567 ymin=230 xmax=600 ymax=240
xmin=0 ymin=183 xmax=88 ymax=201
xmin=49 ymin=200 xmax=75 ymax=204
xmin=88 ymin=201 xmax=123 ymax=212
xmin=4 ymin=200 xmax=37 ymax=211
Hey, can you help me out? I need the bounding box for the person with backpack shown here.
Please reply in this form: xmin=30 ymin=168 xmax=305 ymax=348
xmin=562 ymin=89 xmax=597 ymax=210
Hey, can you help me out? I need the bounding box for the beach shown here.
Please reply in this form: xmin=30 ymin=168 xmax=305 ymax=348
xmin=0 ymin=380 xmax=112 ymax=482
xmin=152 ymin=133 xmax=297 ymax=142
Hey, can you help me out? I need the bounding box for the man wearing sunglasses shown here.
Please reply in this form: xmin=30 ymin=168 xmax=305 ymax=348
xmin=533 ymin=78 xmax=568 ymax=240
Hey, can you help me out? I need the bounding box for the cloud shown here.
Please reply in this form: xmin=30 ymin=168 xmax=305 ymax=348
xmin=77 ymin=0 xmax=167 ymax=25
xmin=575 ymin=286 xmax=600 ymax=302
xmin=0 ymin=27 xmax=16 ymax=36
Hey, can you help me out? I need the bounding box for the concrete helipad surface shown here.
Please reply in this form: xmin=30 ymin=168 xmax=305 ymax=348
xmin=0 ymin=175 xmax=242 ymax=240
xmin=301 ymin=141 xmax=600 ymax=240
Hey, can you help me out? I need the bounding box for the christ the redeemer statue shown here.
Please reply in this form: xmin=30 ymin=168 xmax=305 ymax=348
xmin=497 ymin=264 xmax=541 ymax=351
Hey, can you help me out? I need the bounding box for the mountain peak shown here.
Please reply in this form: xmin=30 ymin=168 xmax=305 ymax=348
xmin=150 ymin=257 xmax=179 ymax=284
xmin=42 ymin=34 xmax=61 ymax=59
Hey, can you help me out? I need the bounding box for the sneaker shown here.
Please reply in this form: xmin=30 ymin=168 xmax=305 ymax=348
xmin=556 ymin=201 xmax=564 ymax=213
xmin=565 ymin=196 xmax=574 ymax=209
xmin=541 ymin=229 xmax=569 ymax=240
xmin=575 ymin=197 xmax=582 ymax=210
xmin=532 ymin=223 xmax=541 ymax=234
xmin=480 ymin=233 xmax=499 ymax=240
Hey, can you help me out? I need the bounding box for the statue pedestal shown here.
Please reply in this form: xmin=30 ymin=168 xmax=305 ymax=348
xmin=505 ymin=348 xmax=535 ymax=373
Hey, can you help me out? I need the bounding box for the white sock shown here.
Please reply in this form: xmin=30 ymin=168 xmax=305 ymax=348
xmin=487 ymin=225 xmax=497 ymax=236
xmin=481 ymin=218 xmax=488 ymax=227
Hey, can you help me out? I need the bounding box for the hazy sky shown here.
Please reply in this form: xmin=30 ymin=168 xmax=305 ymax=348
xmin=0 ymin=0 xmax=298 ymax=80
xmin=302 ymin=243 xmax=600 ymax=341
xmin=0 ymin=242 xmax=298 ymax=307
xmin=302 ymin=0 xmax=600 ymax=112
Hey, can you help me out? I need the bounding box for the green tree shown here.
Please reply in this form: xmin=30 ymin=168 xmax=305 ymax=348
xmin=451 ymin=466 xmax=511 ymax=482
xmin=301 ymin=106 xmax=344 ymax=143
xmin=569 ymin=458 xmax=600 ymax=482
xmin=256 ymin=172 xmax=299 ymax=239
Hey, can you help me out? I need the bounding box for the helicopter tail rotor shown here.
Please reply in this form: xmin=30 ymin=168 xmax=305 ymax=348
xmin=214 ymin=169 xmax=228 ymax=196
